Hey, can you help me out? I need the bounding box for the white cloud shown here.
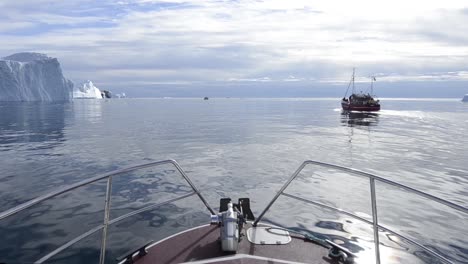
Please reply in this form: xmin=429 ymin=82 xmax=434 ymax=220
xmin=1 ymin=0 xmax=468 ymax=94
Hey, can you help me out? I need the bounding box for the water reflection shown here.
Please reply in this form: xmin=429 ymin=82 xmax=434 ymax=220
xmin=72 ymin=99 xmax=103 ymax=123
xmin=341 ymin=111 xmax=379 ymax=127
xmin=266 ymin=216 xmax=425 ymax=264
xmin=0 ymin=102 xmax=69 ymax=150
xmin=1 ymin=99 xmax=467 ymax=263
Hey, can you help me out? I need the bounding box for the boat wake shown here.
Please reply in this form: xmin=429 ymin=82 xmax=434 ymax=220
xmin=378 ymin=110 xmax=428 ymax=119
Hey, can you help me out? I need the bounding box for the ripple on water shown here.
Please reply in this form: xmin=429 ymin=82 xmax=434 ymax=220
xmin=0 ymin=99 xmax=467 ymax=263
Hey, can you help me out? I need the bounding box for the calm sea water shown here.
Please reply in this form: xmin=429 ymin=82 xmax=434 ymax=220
xmin=0 ymin=98 xmax=467 ymax=263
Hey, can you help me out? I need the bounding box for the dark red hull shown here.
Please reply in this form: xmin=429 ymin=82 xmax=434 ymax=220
xmin=341 ymin=101 xmax=380 ymax=112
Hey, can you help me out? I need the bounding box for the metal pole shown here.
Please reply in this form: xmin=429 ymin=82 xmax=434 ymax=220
xmin=253 ymin=162 xmax=308 ymax=226
xmin=99 ymin=176 xmax=113 ymax=264
xmin=0 ymin=160 xmax=176 ymax=222
xmin=370 ymin=178 xmax=381 ymax=264
xmin=171 ymin=161 xmax=215 ymax=215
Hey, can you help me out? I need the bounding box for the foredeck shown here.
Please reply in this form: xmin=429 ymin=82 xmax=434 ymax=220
xmin=2 ymin=159 xmax=466 ymax=264
xmin=131 ymin=223 xmax=339 ymax=264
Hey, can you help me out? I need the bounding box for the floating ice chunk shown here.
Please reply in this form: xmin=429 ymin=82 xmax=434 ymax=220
xmin=462 ymin=94 xmax=468 ymax=102
xmin=73 ymin=80 xmax=102 ymax=99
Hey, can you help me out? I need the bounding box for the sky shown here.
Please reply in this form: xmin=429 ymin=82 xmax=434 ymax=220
xmin=1 ymin=0 xmax=468 ymax=97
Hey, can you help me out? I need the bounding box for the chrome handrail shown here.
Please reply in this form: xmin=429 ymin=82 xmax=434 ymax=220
xmin=0 ymin=159 xmax=215 ymax=264
xmin=254 ymin=160 xmax=468 ymax=264
xmin=36 ymin=193 xmax=196 ymax=264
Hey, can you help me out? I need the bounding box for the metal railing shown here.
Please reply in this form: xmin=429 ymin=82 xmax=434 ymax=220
xmin=0 ymin=159 xmax=215 ymax=264
xmin=2 ymin=159 xmax=467 ymax=264
xmin=254 ymin=160 xmax=468 ymax=264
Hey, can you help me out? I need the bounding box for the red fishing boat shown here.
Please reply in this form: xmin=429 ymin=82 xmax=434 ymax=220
xmin=341 ymin=69 xmax=380 ymax=112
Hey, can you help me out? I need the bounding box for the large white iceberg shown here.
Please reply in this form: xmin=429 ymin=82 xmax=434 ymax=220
xmin=73 ymin=80 xmax=102 ymax=99
xmin=0 ymin=52 xmax=73 ymax=101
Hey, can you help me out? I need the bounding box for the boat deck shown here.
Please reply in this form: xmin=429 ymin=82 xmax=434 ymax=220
xmin=131 ymin=224 xmax=341 ymax=264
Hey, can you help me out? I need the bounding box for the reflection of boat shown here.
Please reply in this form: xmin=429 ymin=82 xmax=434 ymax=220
xmin=462 ymin=94 xmax=468 ymax=102
xmin=1 ymin=160 xmax=467 ymax=264
xmin=341 ymin=69 xmax=380 ymax=112
xmin=341 ymin=111 xmax=379 ymax=127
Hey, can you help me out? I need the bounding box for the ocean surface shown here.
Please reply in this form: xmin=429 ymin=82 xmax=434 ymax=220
xmin=0 ymin=98 xmax=467 ymax=264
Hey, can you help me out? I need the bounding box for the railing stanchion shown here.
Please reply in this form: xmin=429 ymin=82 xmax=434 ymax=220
xmin=99 ymin=176 xmax=113 ymax=264
xmin=253 ymin=161 xmax=309 ymax=226
xmin=370 ymin=178 xmax=381 ymax=264
xmin=171 ymin=161 xmax=215 ymax=215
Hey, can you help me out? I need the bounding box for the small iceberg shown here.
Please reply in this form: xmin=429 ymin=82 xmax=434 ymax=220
xmin=73 ymin=80 xmax=102 ymax=99
xmin=462 ymin=94 xmax=468 ymax=102
xmin=101 ymin=90 xmax=111 ymax=98
xmin=115 ymin=92 xmax=126 ymax=98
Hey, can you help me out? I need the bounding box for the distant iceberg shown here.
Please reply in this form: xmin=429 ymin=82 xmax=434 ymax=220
xmin=73 ymin=80 xmax=102 ymax=99
xmin=462 ymin=94 xmax=468 ymax=102
xmin=101 ymin=90 xmax=112 ymax=98
xmin=0 ymin=52 xmax=73 ymax=101
xmin=115 ymin=92 xmax=126 ymax=98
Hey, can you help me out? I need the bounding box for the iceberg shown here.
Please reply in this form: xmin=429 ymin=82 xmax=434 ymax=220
xmin=73 ymin=80 xmax=102 ymax=99
xmin=462 ymin=94 xmax=468 ymax=102
xmin=115 ymin=92 xmax=126 ymax=98
xmin=0 ymin=52 xmax=73 ymax=101
xmin=101 ymin=90 xmax=112 ymax=98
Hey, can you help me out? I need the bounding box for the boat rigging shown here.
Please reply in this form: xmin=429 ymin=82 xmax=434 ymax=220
xmin=341 ymin=69 xmax=381 ymax=112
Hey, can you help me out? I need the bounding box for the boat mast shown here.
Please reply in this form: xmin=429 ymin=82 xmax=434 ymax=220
xmin=370 ymin=75 xmax=376 ymax=95
xmin=343 ymin=68 xmax=355 ymax=97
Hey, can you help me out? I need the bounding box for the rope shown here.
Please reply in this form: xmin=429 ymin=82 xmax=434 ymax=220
xmin=343 ymin=78 xmax=352 ymax=98
xmin=266 ymin=227 xmax=329 ymax=248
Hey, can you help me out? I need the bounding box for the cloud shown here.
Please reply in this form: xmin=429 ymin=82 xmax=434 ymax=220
xmin=0 ymin=0 xmax=467 ymax=96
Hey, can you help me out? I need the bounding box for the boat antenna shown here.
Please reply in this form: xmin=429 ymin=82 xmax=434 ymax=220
xmin=352 ymin=68 xmax=355 ymax=94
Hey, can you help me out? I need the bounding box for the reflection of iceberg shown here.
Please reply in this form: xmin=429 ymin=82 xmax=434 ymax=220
xmin=72 ymin=99 xmax=102 ymax=123
xmin=0 ymin=102 xmax=67 ymax=147
xmin=73 ymin=81 xmax=102 ymax=99
xmin=462 ymin=94 xmax=468 ymax=102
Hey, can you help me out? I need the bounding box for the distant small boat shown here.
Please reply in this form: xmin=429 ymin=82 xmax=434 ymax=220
xmin=341 ymin=69 xmax=380 ymax=112
xmin=462 ymin=94 xmax=468 ymax=102
xmin=204 ymin=97 xmax=209 ymax=100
